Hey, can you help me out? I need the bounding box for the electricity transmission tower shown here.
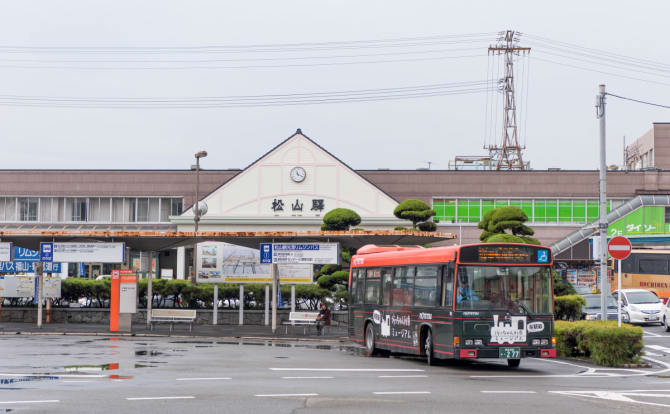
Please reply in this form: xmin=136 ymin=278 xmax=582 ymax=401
xmin=486 ymin=30 xmax=530 ymax=170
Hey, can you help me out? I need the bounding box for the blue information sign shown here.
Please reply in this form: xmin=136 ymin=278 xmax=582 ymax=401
xmin=40 ymin=243 xmax=54 ymax=262
xmin=260 ymin=243 xmax=273 ymax=264
xmin=0 ymin=262 xmax=61 ymax=273
xmin=14 ymin=246 xmax=40 ymax=262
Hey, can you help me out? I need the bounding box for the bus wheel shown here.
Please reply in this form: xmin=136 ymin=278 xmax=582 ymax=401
xmin=365 ymin=323 xmax=378 ymax=357
xmin=424 ymin=329 xmax=437 ymax=366
xmin=507 ymin=359 xmax=521 ymax=368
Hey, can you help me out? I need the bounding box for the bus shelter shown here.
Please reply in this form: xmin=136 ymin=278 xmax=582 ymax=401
xmin=0 ymin=229 xmax=455 ymax=332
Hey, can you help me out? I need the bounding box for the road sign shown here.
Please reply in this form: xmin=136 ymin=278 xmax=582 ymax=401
xmin=262 ymin=243 xmax=339 ymax=265
xmin=608 ymin=236 xmax=632 ymax=260
xmin=40 ymin=242 xmax=54 ymax=262
xmin=41 ymin=242 xmax=125 ymax=263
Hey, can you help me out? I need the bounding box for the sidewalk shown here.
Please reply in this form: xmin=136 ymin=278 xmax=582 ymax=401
xmin=0 ymin=321 xmax=348 ymax=341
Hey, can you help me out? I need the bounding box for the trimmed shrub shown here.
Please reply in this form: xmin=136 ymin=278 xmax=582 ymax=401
xmin=554 ymin=321 xmax=643 ymax=366
xmin=393 ymin=199 xmax=435 ymax=229
xmin=394 ymin=226 xmax=408 ymax=230
xmin=417 ymin=221 xmax=437 ymax=232
xmin=554 ymin=295 xmax=586 ymax=321
xmin=553 ymin=270 xmax=576 ymax=296
xmin=321 ymin=208 xmax=361 ymax=231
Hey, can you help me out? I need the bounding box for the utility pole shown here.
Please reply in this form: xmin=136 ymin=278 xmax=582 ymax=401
xmin=487 ymin=30 xmax=530 ymax=170
xmin=596 ymin=84 xmax=609 ymax=320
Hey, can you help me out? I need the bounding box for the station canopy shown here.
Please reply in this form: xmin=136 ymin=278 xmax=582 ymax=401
xmin=0 ymin=229 xmax=456 ymax=252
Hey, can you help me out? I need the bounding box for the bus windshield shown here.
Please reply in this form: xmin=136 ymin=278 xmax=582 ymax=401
xmin=456 ymin=265 xmax=552 ymax=314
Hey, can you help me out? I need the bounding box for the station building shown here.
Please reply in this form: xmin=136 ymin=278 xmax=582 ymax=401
xmin=2 ymin=125 xmax=670 ymax=278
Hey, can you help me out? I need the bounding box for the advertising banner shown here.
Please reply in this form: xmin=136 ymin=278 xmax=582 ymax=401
xmin=0 ymin=243 xmax=12 ymax=262
xmin=41 ymin=242 xmax=125 ymax=263
xmin=197 ymin=242 xmax=313 ymax=284
xmin=260 ymin=243 xmax=340 ymax=265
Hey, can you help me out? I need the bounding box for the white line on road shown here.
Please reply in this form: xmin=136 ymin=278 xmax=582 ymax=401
xmin=647 ymin=345 xmax=670 ymax=353
xmin=373 ymin=391 xmax=431 ymax=395
xmin=126 ymin=396 xmax=195 ymax=401
xmin=281 ymin=376 xmax=334 ymax=379
xmin=63 ymin=380 xmax=92 ymax=383
xmin=270 ymin=368 xmax=424 ymax=372
xmin=645 ymin=351 xmax=663 ymax=357
xmin=644 ymin=330 xmax=662 ymax=337
xmin=255 ymin=393 xmax=319 ymax=397
xmin=481 ymin=391 xmax=537 ymax=394
xmin=0 ymin=373 xmax=105 ymax=378
xmin=378 ymin=375 xmax=428 ymax=378
xmin=176 ymin=377 xmax=232 ymax=381
xmin=0 ymin=400 xmax=59 ymax=404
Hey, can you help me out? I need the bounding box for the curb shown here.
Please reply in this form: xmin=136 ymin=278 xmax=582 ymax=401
xmin=0 ymin=330 xmax=348 ymax=343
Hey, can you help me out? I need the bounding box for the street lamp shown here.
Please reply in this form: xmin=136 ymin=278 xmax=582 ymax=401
xmin=192 ymin=150 xmax=208 ymax=281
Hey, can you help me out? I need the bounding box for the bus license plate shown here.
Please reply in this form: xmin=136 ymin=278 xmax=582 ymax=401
xmin=499 ymin=347 xmax=520 ymax=359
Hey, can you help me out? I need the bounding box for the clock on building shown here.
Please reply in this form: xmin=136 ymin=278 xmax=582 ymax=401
xmin=290 ymin=166 xmax=306 ymax=183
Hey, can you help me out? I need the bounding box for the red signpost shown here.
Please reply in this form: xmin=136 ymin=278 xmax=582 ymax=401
xmin=608 ymin=236 xmax=632 ymax=326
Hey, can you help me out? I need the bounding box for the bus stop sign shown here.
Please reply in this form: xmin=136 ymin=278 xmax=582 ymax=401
xmin=608 ymin=236 xmax=632 ymax=260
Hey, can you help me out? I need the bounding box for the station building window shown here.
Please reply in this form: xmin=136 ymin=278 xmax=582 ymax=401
xmin=433 ymin=198 xmax=625 ymax=225
xmin=18 ymin=197 xmax=38 ymax=221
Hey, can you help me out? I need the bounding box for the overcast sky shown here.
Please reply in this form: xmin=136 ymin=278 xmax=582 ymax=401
xmin=0 ymin=1 xmax=668 ymax=171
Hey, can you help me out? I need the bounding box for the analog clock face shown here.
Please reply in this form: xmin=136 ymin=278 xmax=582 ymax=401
xmin=290 ymin=166 xmax=306 ymax=183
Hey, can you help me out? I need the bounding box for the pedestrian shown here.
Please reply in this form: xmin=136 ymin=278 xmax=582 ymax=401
xmin=316 ymin=302 xmax=331 ymax=336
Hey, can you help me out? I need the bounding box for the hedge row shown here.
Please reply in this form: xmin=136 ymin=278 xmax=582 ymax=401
xmin=554 ymin=321 xmax=643 ymax=366
xmin=11 ymin=279 xmax=332 ymax=310
xmin=554 ymin=295 xmax=586 ymax=321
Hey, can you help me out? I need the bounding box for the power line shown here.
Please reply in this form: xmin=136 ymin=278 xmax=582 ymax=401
xmin=606 ymin=92 xmax=670 ymax=109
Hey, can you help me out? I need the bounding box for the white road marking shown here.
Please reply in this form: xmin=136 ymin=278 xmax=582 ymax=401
xmin=126 ymin=396 xmax=195 ymax=401
xmin=63 ymin=380 xmax=92 ymax=383
xmin=0 ymin=373 xmax=104 ymax=378
xmin=270 ymin=368 xmax=424 ymax=372
xmin=281 ymin=376 xmax=334 ymax=379
xmin=481 ymin=391 xmax=537 ymax=394
xmin=644 ymin=330 xmax=662 ymax=337
xmin=176 ymin=377 xmax=232 ymax=381
xmin=255 ymin=393 xmax=319 ymax=397
xmin=0 ymin=400 xmax=59 ymax=404
xmin=550 ymin=390 xmax=670 ymax=409
xmin=373 ymin=391 xmax=431 ymax=395
xmin=645 ymin=351 xmax=663 ymax=357
xmin=378 ymin=375 xmax=428 ymax=378
xmin=647 ymin=345 xmax=670 ymax=353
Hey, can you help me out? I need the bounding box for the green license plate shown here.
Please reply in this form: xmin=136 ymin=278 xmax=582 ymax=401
xmin=499 ymin=347 xmax=520 ymax=359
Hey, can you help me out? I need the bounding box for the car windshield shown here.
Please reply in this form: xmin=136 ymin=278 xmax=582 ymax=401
xmin=455 ymin=265 xmax=552 ymax=314
xmin=584 ymin=295 xmax=617 ymax=309
xmin=626 ymin=291 xmax=660 ymax=304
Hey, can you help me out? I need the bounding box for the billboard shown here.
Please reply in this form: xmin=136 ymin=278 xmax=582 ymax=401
xmin=197 ymin=242 xmax=313 ymax=284
xmin=260 ymin=243 xmax=340 ymax=265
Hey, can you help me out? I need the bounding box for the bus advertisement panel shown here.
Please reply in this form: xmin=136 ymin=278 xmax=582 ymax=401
xmin=349 ymin=243 xmax=555 ymax=368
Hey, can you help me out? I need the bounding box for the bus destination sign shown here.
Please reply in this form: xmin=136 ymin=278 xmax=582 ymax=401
xmin=459 ymin=245 xmax=551 ymax=264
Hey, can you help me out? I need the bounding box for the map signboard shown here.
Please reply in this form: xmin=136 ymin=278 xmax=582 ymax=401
xmin=197 ymin=242 xmax=313 ymax=284
xmin=0 ymin=276 xmax=36 ymax=298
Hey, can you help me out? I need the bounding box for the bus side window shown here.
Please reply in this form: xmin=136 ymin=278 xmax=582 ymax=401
xmin=365 ymin=268 xmax=381 ymax=305
xmin=350 ymin=269 xmax=358 ymax=304
xmin=381 ymin=267 xmax=393 ymax=306
xmin=414 ymin=265 xmax=438 ymax=307
xmin=442 ymin=263 xmax=454 ymax=308
xmin=356 ymin=269 xmax=366 ymax=304
xmin=393 ymin=267 xmax=413 ymax=307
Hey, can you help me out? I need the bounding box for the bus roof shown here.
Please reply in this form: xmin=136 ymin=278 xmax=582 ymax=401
xmin=351 ymin=243 xmax=551 ymax=267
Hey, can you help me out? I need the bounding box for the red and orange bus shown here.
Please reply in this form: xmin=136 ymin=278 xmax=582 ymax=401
xmin=348 ymin=243 xmax=556 ymax=368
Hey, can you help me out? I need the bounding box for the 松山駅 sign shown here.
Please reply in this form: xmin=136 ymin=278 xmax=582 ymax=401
xmin=260 ymin=243 xmax=340 ymax=265
xmin=40 ymin=242 xmax=125 ymax=263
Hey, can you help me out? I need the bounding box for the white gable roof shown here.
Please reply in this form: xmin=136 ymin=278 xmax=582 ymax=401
xmin=184 ymin=130 xmax=398 ymax=218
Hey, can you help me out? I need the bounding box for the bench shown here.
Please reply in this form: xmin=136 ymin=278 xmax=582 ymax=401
xmin=150 ymin=309 xmax=196 ymax=334
xmin=283 ymin=311 xmax=325 ymax=335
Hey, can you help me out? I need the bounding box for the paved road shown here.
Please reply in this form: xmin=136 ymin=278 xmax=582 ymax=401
xmin=0 ymin=328 xmax=669 ymax=413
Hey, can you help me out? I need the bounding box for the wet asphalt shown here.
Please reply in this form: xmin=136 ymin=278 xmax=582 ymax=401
xmin=0 ymin=326 xmax=669 ymax=413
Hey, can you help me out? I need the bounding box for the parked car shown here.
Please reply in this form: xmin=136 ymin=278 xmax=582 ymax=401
xmin=662 ymin=297 xmax=670 ymax=332
xmin=612 ymin=289 xmax=664 ymax=325
xmin=581 ymin=293 xmax=629 ymax=322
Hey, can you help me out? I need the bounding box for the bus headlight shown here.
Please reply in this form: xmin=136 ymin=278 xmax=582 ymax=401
xmin=532 ymin=339 xmax=541 ymax=346
xmin=540 ymin=339 xmax=549 ymax=346
xmin=465 ymin=339 xmax=474 ymax=346
xmin=474 ymin=339 xmax=483 ymax=346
